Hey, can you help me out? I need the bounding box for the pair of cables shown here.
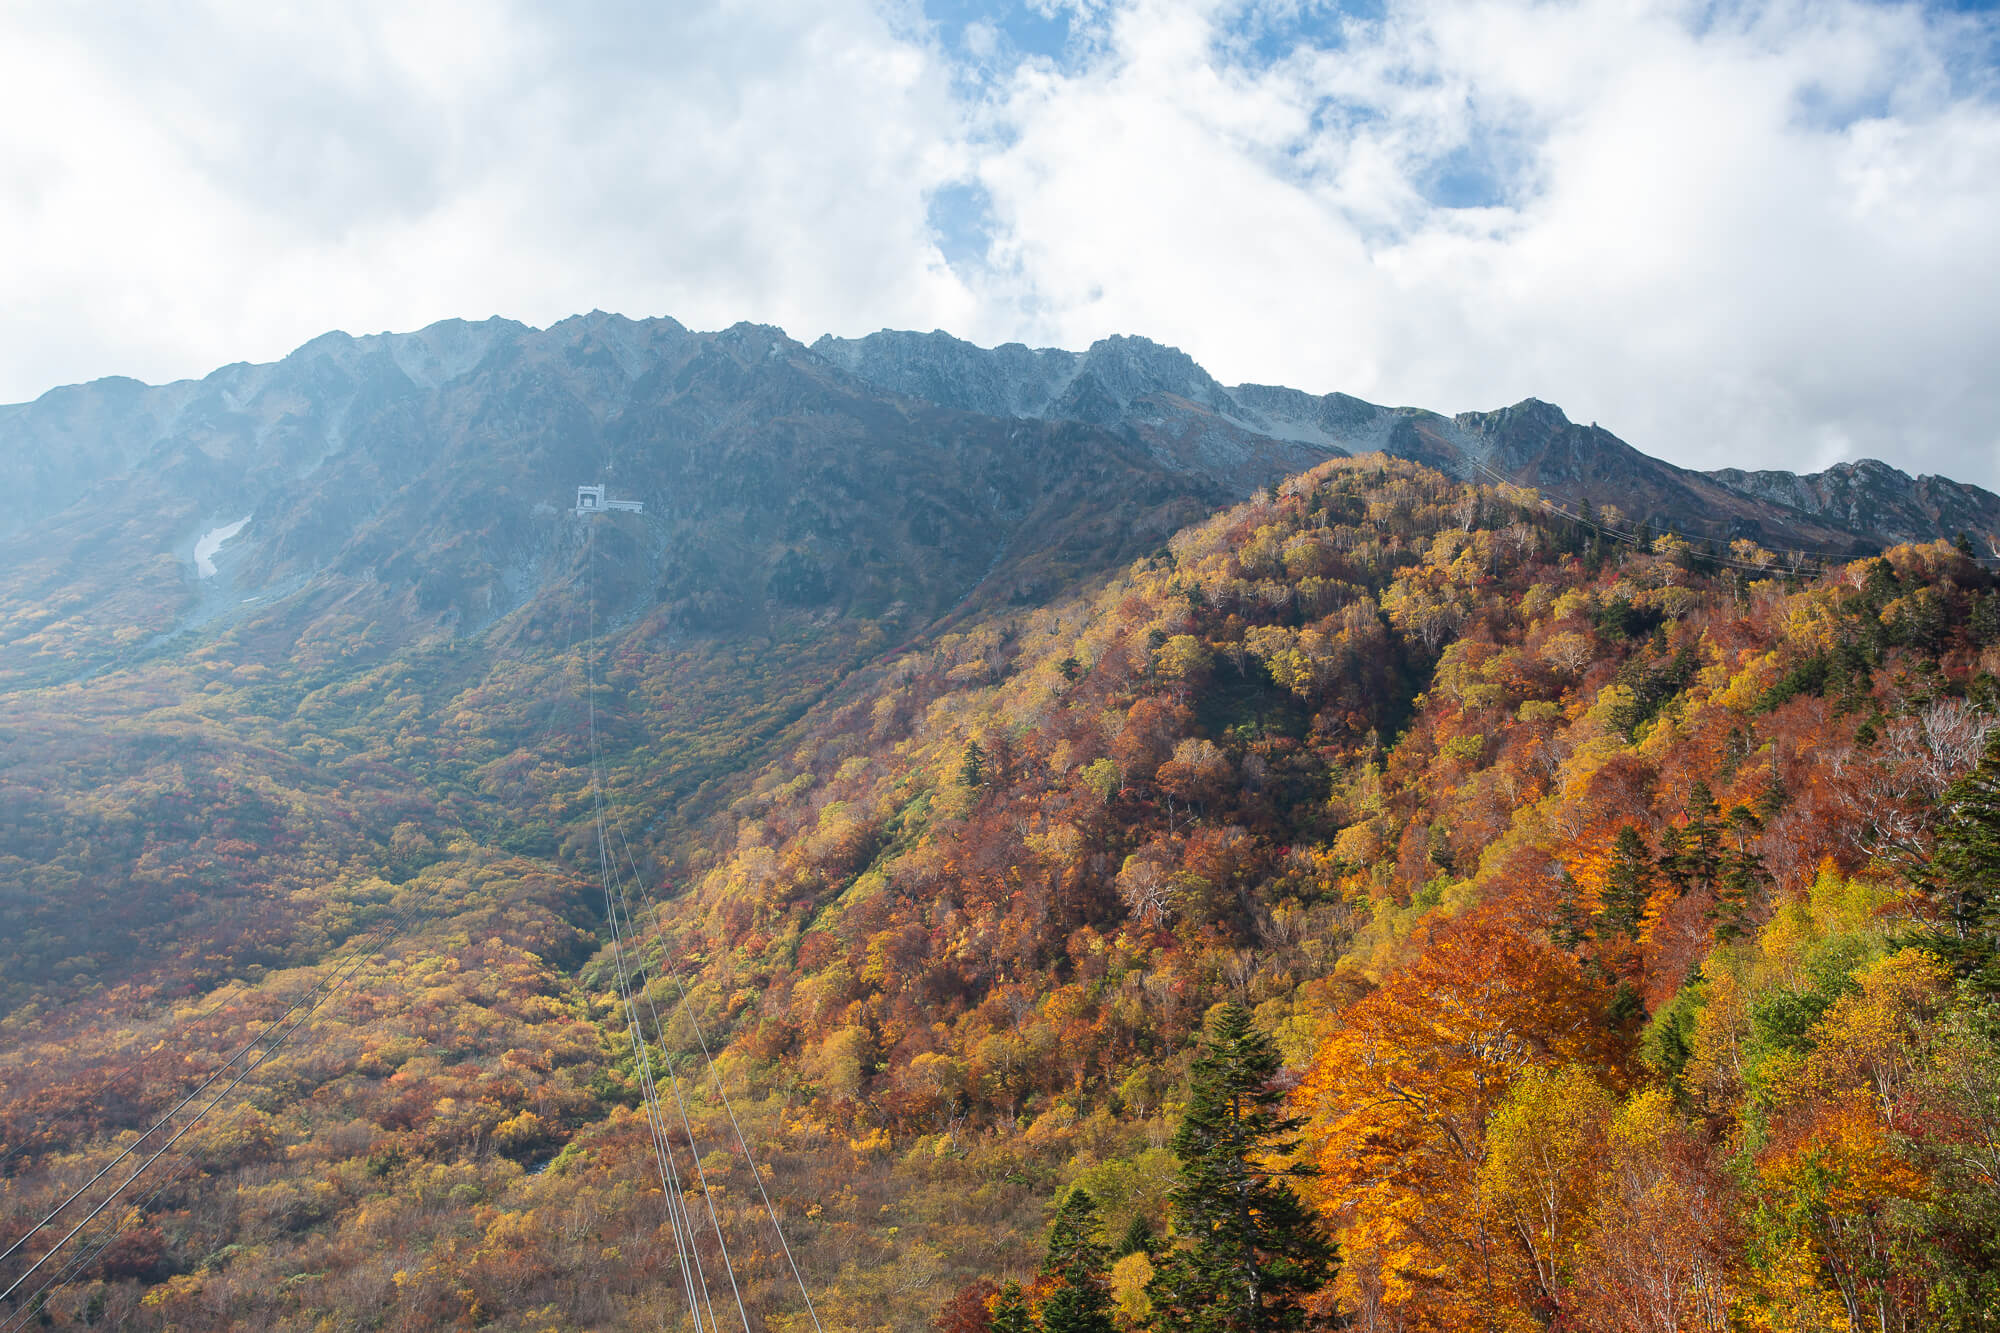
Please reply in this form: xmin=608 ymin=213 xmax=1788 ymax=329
xmin=582 ymin=514 xmax=745 ymax=1333
xmin=580 ymin=512 xmax=822 ymax=1332
xmin=0 ymin=547 xmax=597 ymax=1323
xmin=0 ymin=889 xmax=428 ymax=1330
xmin=4 ymin=504 xmax=824 ymax=1329
xmin=607 ymin=822 xmax=825 ymax=1333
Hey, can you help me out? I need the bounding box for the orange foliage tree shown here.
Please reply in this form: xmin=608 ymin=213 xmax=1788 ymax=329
xmin=1296 ymin=910 xmax=1617 ymax=1330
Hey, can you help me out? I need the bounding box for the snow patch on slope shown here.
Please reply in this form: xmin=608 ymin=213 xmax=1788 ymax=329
xmin=194 ymin=516 xmax=249 ymax=577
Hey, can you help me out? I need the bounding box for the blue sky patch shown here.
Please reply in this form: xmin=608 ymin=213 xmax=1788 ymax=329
xmin=1218 ymin=0 xmax=1381 ymax=69
xmin=924 ymin=0 xmax=1073 ymax=64
xmin=927 ymin=180 xmax=1000 ymax=271
xmin=1421 ymin=143 xmax=1512 ymax=210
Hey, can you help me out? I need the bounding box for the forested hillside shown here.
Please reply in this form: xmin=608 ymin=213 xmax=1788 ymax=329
xmin=657 ymin=457 xmax=2000 ymax=1330
xmin=4 ymin=453 xmax=1999 ymax=1331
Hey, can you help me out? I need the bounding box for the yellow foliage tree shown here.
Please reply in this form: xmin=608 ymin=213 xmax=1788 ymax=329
xmin=1297 ymin=913 xmax=1613 ymax=1330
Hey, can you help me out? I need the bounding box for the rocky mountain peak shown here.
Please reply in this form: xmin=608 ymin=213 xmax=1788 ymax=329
xmin=808 ymin=326 xmax=2000 ymax=557
xmin=809 ymin=328 xmax=1241 ymax=426
xmin=1454 ymin=396 xmax=1572 ymax=435
xmin=375 ymin=317 xmax=529 ymax=389
xmin=5 ymin=313 xmax=1999 ymax=696
xmin=810 ymin=328 xmax=1083 ymax=419
xmin=1061 ymin=333 xmax=1236 ymax=421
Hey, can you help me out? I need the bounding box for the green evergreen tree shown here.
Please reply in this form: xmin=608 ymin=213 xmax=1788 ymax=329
xmin=1914 ymin=1006 xmax=2000 ymax=1329
xmin=1755 ymin=759 xmax=1789 ymax=822
xmin=1116 ymin=1212 xmax=1154 ymax=1258
xmin=1710 ymin=805 xmax=1768 ymax=941
xmin=1971 ymin=592 xmax=2000 ymax=647
xmin=1041 ymin=1188 xmax=1114 ymax=1333
xmin=959 ymin=739 xmax=988 ymax=788
xmin=990 ymin=1280 xmax=1037 ymax=1333
xmin=1148 ymin=1005 xmax=1333 ymax=1333
xmin=1600 ymin=825 xmax=1654 ymax=939
xmin=1663 ymin=780 xmax=1723 ymax=900
xmin=1928 ymin=729 xmax=2000 ymax=992
xmin=1861 ymin=558 xmax=1901 ymax=615
xmin=1655 ymin=822 xmax=1687 ymax=891
xmin=1553 ymin=868 xmax=1592 ymax=951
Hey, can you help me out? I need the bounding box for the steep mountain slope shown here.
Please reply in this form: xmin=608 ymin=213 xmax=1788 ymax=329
xmin=11 ymin=449 xmax=1996 ymax=1331
xmin=632 ymin=461 xmax=2000 ymax=1329
xmin=5 ymin=317 xmax=2000 ymax=1331
xmin=0 ymin=316 xmax=1250 ymax=693
xmin=816 ymin=327 xmax=2000 ymax=556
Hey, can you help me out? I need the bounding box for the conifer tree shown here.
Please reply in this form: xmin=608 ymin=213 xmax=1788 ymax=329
xmin=1553 ymin=868 xmax=1592 ymax=951
xmin=1600 ymin=825 xmax=1654 ymax=939
xmin=1041 ymin=1188 xmax=1114 ymax=1333
xmin=1929 ymin=729 xmax=2000 ymax=991
xmin=1116 ymin=1212 xmax=1154 ymax=1258
xmin=1655 ymin=822 xmax=1687 ymax=892
xmin=1149 ymin=1005 xmax=1333 ymax=1332
xmin=1710 ymin=806 xmax=1768 ymax=941
xmin=959 ymin=739 xmax=988 ymax=788
xmin=1972 ymin=591 xmax=2000 ymax=645
xmin=990 ymin=1280 xmax=1037 ymax=1333
xmin=1663 ymin=781 xmax=1723 ymax=899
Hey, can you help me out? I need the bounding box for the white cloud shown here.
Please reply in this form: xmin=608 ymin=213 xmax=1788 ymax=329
xmin=957 ymin=0 xmax=2000 ymax=484
xmin=0 ymin=1 xmax=975 ymax=394
xmin=2 ymin=0 xmax=1997 ymax=487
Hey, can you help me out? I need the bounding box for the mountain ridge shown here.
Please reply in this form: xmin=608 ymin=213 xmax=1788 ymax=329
xmin=0 ymin=314 xmax=1234 ymax=695
xmin=10 ymin=314 xmax=1993 ymax=560
xmin=4 ymin=312 xmax=1996 ymax=698
xmin=814 ymin=325 xmax=2000 ymax=556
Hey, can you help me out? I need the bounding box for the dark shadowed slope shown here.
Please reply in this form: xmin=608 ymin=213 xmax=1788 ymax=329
xmin=816 ymin=327 xmax=2000 ymax=556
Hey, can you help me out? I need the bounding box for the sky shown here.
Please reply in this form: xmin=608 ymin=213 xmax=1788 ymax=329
xmin=1 ymin=0 xmax=1996 ymax=485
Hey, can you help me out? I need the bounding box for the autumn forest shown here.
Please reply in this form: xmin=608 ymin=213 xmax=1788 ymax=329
xmin=5 ymin=448 xmax=2000 ymax=1333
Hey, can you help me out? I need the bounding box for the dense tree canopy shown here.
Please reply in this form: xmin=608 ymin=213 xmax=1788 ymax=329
xmin=5 ymin=455 xmax=2000 ymax=1330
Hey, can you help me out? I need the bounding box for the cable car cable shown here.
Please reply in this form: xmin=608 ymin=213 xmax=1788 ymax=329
xmin=0 ymin=895 xmax=413 ymax=1271
xmin=582 ymin=514 xmax=710 ymax=1331
xmin=606 ymin=835 xmax=750 ymax=1333
xmin=0 ymin=889 xmax=426 ymax=1317
xmin=608 ymin=829 xmax=825 ymax=1333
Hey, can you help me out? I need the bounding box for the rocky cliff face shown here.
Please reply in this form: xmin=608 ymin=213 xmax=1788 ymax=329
xmin=6 ymin=315 xmax=1995 ymax=692
xmin=812 ymin=328 xmax=1339 ymax=489
xmin=817 ymin=330 xmax=2000 ymax=558
xmin=816 ymin=327 xmax=1360 ymax=446
xmin=1709 ymin=459 xmax=2000 ymax=555
xmin=0 ymin=316 xmax=1242 ymax=690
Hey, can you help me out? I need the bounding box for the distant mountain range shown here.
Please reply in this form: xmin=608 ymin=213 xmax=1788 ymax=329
xmin=814 ymin=327 xmax=2000 ymax=555
xmin=1 ymin=313 xmax=1993 ymax=688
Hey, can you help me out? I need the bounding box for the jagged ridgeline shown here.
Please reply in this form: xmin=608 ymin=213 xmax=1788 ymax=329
xmin=1 ymin=323 xmax=1999 ymax=1331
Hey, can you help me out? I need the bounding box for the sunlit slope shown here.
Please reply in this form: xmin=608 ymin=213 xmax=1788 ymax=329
xmin=3 ymin=446 xmax=1999 ymax=1329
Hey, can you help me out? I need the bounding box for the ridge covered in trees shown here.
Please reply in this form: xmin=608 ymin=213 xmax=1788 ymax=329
xmin=3 ymin=454 xmax=1999 ymax=1330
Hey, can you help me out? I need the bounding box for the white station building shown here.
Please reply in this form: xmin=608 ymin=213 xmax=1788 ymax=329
xmin=575 ymin=485 xmax=644 ymax=516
